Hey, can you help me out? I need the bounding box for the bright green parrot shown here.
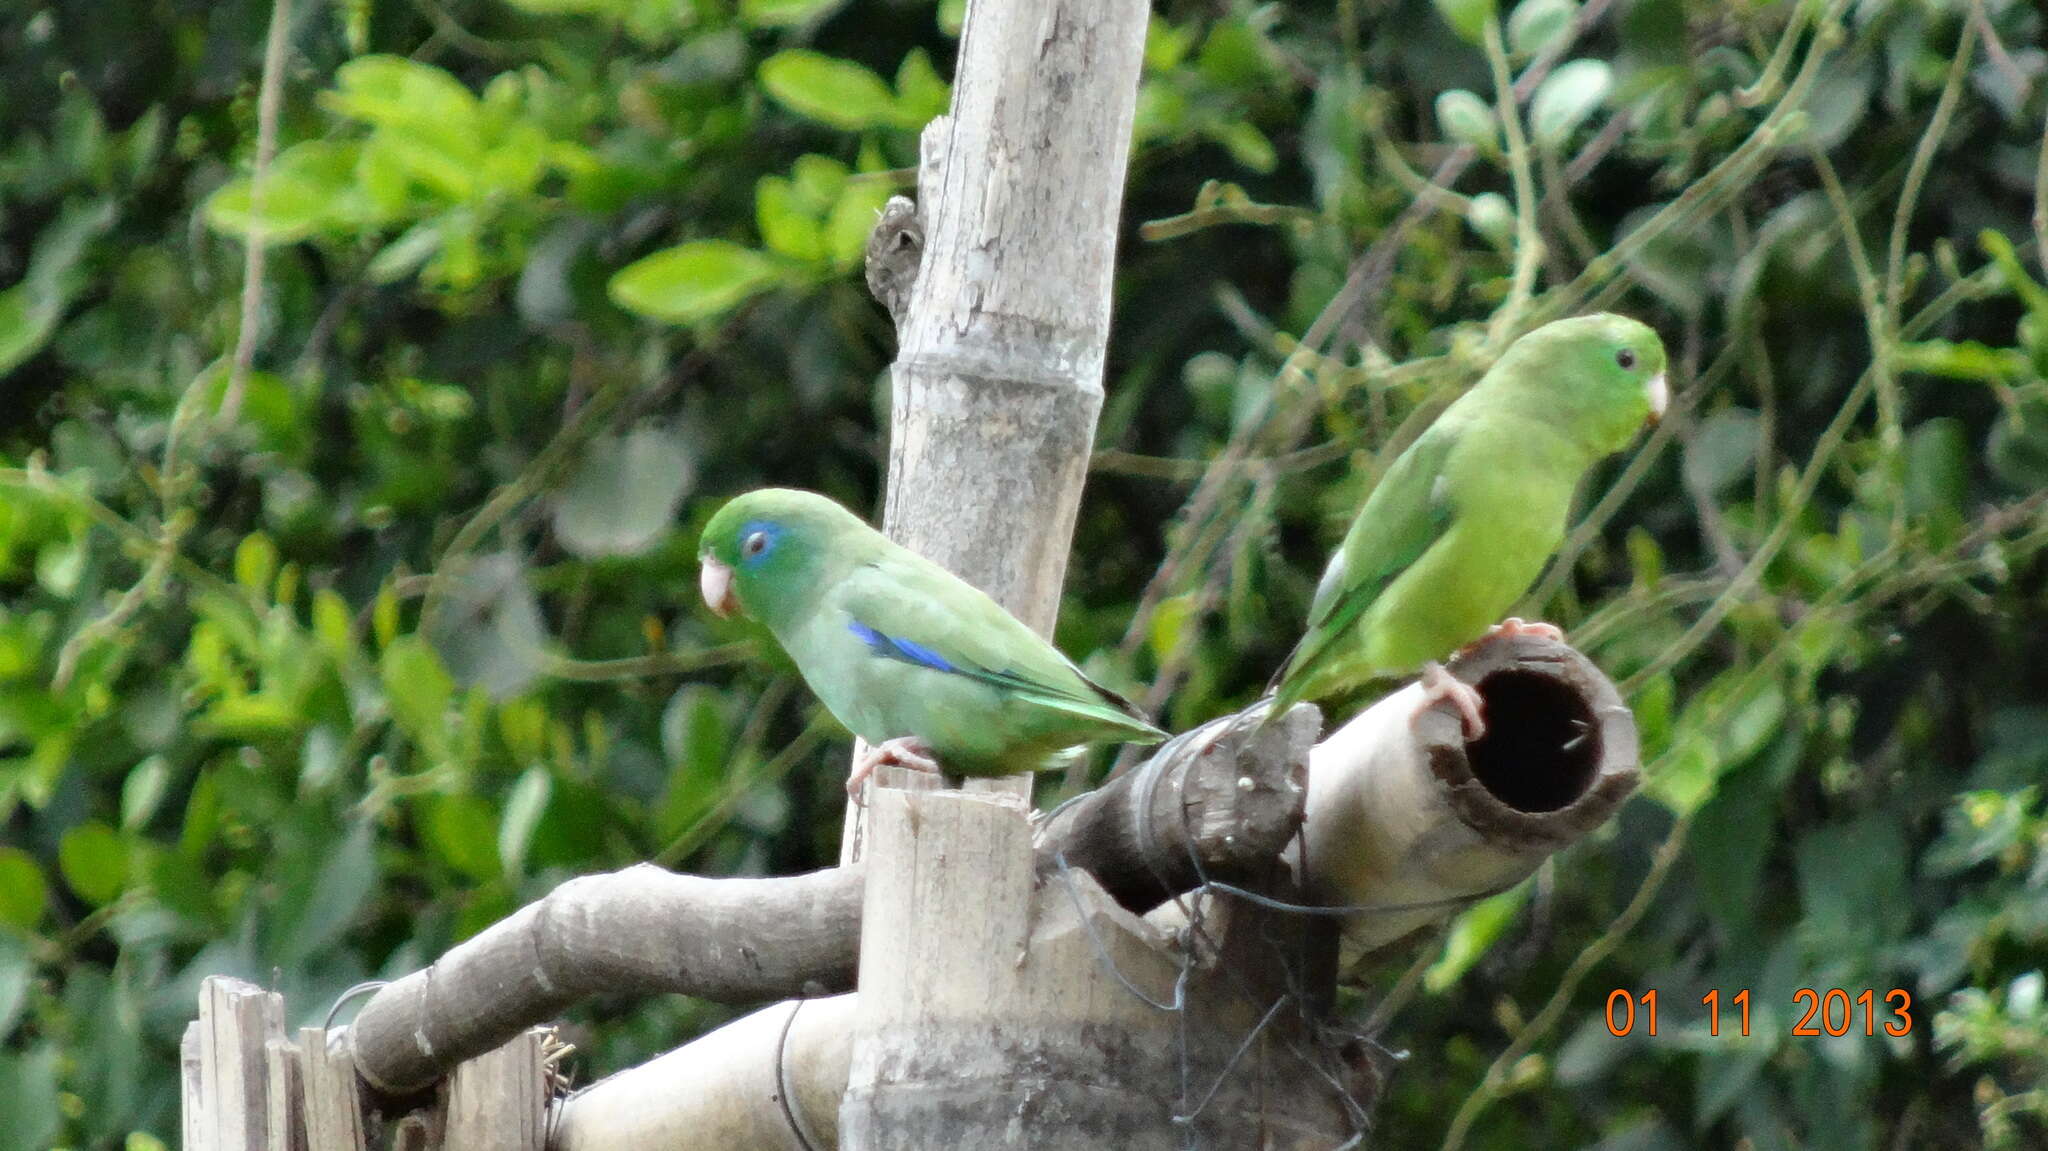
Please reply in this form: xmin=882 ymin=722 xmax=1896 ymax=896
xmin=1270 ymin=313 xmax=1668 ymax=736
xmin=697 ymin=488 xmax=1166 ymax=796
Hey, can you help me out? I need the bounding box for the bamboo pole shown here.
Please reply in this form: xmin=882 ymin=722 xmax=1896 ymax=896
xmin=1295 ymin=632 xmax=1640 ymax=965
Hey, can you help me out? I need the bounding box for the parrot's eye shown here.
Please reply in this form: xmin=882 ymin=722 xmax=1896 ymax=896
xmin=742 ymin=531 xmax=770 ymax=559
xmin=1615 ymin=348 xmax=1637 ymax=370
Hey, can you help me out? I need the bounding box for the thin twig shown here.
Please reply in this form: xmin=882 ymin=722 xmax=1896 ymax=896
xmin=2036 ymin=108 xmax=2048 ymax=281
xmin=538 ymin=644 xmax=754 ymax=683
xmin=219 ymin=0 xmax=293 ymax=426
xmin=1482 ymin=14 xmax=1545 ymax=346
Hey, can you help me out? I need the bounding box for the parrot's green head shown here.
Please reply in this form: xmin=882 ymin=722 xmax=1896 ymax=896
xmin=1492 ymin=313 xmax=1668 ymax=456
xmin=698 ymin=488 xmax=868 ymax=630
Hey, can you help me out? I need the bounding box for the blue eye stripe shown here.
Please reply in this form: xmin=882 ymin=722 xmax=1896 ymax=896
xmin=847 ymin=620 xmax=956 ymax=673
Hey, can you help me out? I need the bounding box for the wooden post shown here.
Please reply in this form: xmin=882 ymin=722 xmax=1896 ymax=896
xmin=841 ymin=784 xmax=1175 ymax=1147
xmin=191 ymin=976 xmax=288 ymax=1151
xmin=265 ymin=1037 xmax=306 ymax=1151
xmin=441 ymin=1030 xmax=548 ymax=1150
xmin=181 ymin=1022 xmax=204 ymax=1151
xmin=297 ymin=1027 xmax=368 ymax=1151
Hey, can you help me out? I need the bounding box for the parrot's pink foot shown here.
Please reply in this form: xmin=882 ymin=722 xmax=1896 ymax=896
xmin=1488 ymin=617 xmax=1564 ymax=642
xmin=846 ymin=736 xmax=942 ymax=803
xmin=1415 ymin=662 xmax=1487 ymax=742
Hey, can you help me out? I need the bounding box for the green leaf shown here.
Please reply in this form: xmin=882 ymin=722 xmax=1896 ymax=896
xmin=658 ymin=686 xmax=730 ymax=839
xmin=1148 ymin=594 xmax=1197 ymax=664
xmin=0 ymin=198 xmax=116 ymax=376
xmin=120 ymin=756 xmax=172 ymax=831
xmin=552 ymin=426 xmax=696 ymax=557
xmin=1894 ymin=339 xmax=2030 ymax=383
xmin=759 ymin=50 xmax=903 ymax=131
xmin=499 ymin=766 xmax=552 ymax=877
xmin=1425 ymin=883 xmax=1529 ymax=991
xmin=894 ymin=48 xmax=950 ymax=125
xmin=0 ymin=1046 xmax=60 ymax=1151
xmin=1904 ymin=418 xmax=1967 ymax=528
xmin=1204 ymin=121 xmax=1278 ymax=174
xmin=365 ymin=221 xmax=446 ymax=285
xmin=276 ymin=820 xmax=378 ymax=963
xmin=755 ymin=177 xmax=826 ymax=263
xmin=825 ymin=180 xmax=895 ymax=268
xmin=312 ymin=589 xmax=355 ymax=660
xmin=374 ymin=581 xmax=401 ymax=649
xmin=739 ymin=0 xmax=844 ymax=28
xmin=323 ymin=56 xmax=480 ymax=140
xmin=59 ymin=822 xmax=128 ymax=906
xmin=1435 ymin=89 xmax=1497 ymax=152
xmin=379 ymin=636 xmax=456 ymax=748
xmin=1508 ymin=0 xmax=1576 ymax=57
xmin=1989 ymin=393 xmax=2048 ymax=491
xmin=791 ymin=154 xmax=850 ymax=206
xmin=1431 ymin=0 xmax=1496 ymax=46
xmin=1683 ymin=408 xmax=1759 ymax=496
xmin=0 ymin=286 xmax=56 ymax=380
xmin=202 ymin=142 xmax=373 ymax=243
xmin=428 ymin=554 xmax=549 ymax=699
xmin=0 ymin=849 xmax=46 ymax=928
xmin=1530 ymin=59 xmax=1611 ymax=148
xmin=0 ymin=934 xmax=28 ymax=1038
xmin=1796 ymin=817 xmax=1909 ymax=946
xmin=423 ymin=795 xmax=501 ymax=881
xmin=1465 ymin=191 xmax=1513 ymax=244
xmin=1690 ymin=758 xmax=1777 ymax=940
xmin=609 ymin=240 xmax=783 ymax=323
xmin=233 ymin=533 xmax=278 ymax=597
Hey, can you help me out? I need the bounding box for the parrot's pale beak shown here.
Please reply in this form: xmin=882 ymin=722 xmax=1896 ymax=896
xmin=1645 ymin=371 xmax=1668 ymax=423
xmin=699 ymin=557 xmax=739 ymax=618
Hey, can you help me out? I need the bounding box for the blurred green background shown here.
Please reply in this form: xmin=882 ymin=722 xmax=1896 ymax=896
xmin=2 ymin=0 xmax=2046 ymax=1147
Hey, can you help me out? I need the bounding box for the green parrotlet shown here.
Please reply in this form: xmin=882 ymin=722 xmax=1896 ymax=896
xmin=1270 ymin=312 xmax=1668 ymax=736
xmin=698 ymin=489 xmax=1166 ymax=796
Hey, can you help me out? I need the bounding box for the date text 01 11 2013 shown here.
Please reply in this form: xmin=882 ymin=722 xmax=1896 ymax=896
xmin=1602 ymin=989 xmax=1914 ymax=1038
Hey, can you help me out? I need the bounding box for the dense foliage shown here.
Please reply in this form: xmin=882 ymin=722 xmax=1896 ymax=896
xmin=3 ymin=0 xmax=2045 ymax=1146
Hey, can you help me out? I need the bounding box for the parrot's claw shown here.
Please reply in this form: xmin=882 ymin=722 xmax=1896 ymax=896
xmin=846 ymin=736 xmax=943 ymax=803
xmin=1416 ymin=662 xmax=1487 ymax=742
xmin=1488 ymin=617 xmax=1565 ymax=642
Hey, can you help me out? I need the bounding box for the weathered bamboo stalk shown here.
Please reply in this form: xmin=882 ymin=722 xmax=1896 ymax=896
xmin=1295 ymin=631 xmax=1641 ymax=966
xmin=346 ymin=713 xmax=1308 ymax=1097
xmin=552 ymin=995 xmax=859 ymax=1151
xmin=349 ymin=865 xmax=861 ymax=1096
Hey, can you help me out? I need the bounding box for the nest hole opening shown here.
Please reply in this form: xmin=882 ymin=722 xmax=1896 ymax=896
xmin=1465 ymin=669 xmax=1600 ymax=813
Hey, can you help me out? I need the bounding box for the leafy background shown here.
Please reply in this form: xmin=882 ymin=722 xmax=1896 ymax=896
xmin=3 ymin=0 xmax=2046 ymax=1147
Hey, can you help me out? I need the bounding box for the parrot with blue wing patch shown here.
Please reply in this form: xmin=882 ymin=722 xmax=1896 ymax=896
xmin=698 ymin=489 xmax=1165 ymax=798
xmin=1269 ymin=313 xmax=1668 ymax=738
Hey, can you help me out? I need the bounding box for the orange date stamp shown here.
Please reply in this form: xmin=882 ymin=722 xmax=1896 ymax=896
xmin=1601 ymin=988 xmax=1913 ymax=1037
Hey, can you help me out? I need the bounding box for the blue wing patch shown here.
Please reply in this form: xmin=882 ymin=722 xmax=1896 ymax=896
xmin=847 ymin=620 xmax=957 ymax=673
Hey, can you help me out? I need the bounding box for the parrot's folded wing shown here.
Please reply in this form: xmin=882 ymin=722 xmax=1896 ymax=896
xmin=838 ymin=562 xmax=1167 ymax=742
xmin=1270 ymin=430 xmax=1459 ymax=709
